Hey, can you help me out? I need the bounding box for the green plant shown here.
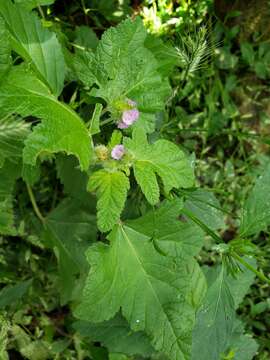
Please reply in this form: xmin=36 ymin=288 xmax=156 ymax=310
xmin=0 ymin=1 xmax=270 ymax=359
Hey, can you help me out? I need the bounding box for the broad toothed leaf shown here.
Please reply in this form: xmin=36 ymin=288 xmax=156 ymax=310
xmin=0 ymin=0 xmax=65 ymax=95
xmin=127 ymin=198 xmax=204 ymax=258
xmin=0 ymin=68 xmax=91 ymax=171
xmin=77 ymin=17 xmax=171 ymax=132
xmin=75 ymin=224 xmax=200 ymax=360
xmin=124 ymin=128 xmax=194 ymax=204
xmin=88 ymin=170 xmax=130 ymax=232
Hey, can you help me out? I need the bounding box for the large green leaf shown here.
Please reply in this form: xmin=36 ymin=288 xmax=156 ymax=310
xmin=240 ymin=163 xmax=270 ymax=236
xmin=76 ymin=17 xmax=171 ymax=132
xmin=44 ymin=198 xmax=96 ymax=303
xmin=75 ymin=224 xmax=202 ymax=360
xmin=0 ymin=0 xmax=65 ymax=95
xmin=191 ymin=266 xmax=235 ymax=360
xmin=88 ymin=169 xmax=130 ymax=232
xmin=0 ymin=15 xmax=11 ymax=80
xmin=127 ymin=198 xmax=204 ymax=258
xmin=0 ymin=68 xmax=91 ymax=171
xmin=124 ymin=128 xmax=194 ymax=204
xmin=73 ymin=313 xmax=154 ymax=357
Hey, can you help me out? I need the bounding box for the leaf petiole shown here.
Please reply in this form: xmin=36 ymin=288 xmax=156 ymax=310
xmin=26 ymin=183 xmax=45 ymax=225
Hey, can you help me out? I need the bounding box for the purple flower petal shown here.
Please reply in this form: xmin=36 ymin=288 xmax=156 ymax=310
xmin=111 ymin=145 xmax=125 ymax=160
xmin=117 ymin=121 xmax=129 ymax=129
xmin=122 ymin=109 xmax=140 ymax=126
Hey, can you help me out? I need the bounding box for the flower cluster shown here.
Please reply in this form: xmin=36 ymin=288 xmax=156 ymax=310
xmin=117 ymin=99 xmax=139 ymax=129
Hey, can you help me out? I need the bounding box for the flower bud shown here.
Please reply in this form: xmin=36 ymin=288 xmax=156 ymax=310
xmin=95 ymin=145 xmax=109 ymax=161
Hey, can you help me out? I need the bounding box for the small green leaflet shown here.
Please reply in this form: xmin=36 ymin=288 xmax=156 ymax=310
xmin=74 ymin=25 xmax=99 ymax=50
xmin=240 ymin=163 xmax=270 ymax=236
xmin=191 ymin=265 xmax=235 ymax=360
xmin=0 ymin=0 xmax=65 ymax=96
xmin=124 ymin=128 xmax=194 ymax=204
xmin=0 ymin=279 xmax=32 ymax=309
xmin=73 ymin=313 xmax=155 ymax=357
xmin=127 ymin=198 xmax=204 ymax=258
xmin=88 ymin=170 xmax=130 ymax=232
xmin=44 ymin=198 xmax=96 ymax=304
xmin=88 ymin=103 xmax=102 ymax=135
xmin=72 ymin=50 xmax=97 ymax=88
xmin=75 ymin=224 xmax=201 ymax=360
xmin=0 ymin=68 xmax=91 ymax=171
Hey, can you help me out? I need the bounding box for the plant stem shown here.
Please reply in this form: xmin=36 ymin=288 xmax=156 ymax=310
xmin=100 ymin=118 xmax=113 ymax=127
xmin=38 ymin=5 xmax=45 ymax=20
xmin=26 ymin=183 xmax=45 ymax=225
xmin=231 ymin=252 xmax=270 ymax=286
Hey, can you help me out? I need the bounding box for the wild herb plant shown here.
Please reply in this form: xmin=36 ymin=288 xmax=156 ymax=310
xmin=0 ymin=1 xmax=270 ymax=359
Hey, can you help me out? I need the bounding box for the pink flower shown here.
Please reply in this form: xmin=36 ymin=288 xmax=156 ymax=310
xmin=111 ymin=145 xmax=125 ymax=160
xmin=122 ymin=109 xmax=140 ymax=125
xmin=117 ymin=121 xmax=129 ymax=129
xmin=117 ymin=99 xmax=140 ymax=129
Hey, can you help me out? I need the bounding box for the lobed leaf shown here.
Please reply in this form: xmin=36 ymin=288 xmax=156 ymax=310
xmin=0 ymin=68 xmax=92 ymax=171
xmin=75 ymin=224 xmax=204 ymax=360
xmin=88 ymin=169 xmax=130 ymax=232
xmin=124 ymin=128 xmax=194 ymax=204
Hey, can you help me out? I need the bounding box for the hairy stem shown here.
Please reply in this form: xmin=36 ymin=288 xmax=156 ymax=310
xmin=26 ymin=183 xmax=45 ymax=225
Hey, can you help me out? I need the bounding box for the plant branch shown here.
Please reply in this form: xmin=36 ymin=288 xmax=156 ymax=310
xmin=26 ymin=183 xmax=45 ymax=225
